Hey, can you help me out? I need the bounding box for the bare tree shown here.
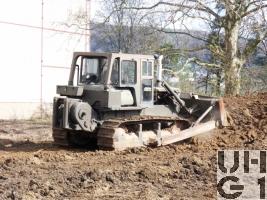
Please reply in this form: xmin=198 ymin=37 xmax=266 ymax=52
xmin=125 ymin=0 xmax=267 ymax=95
xmin=89 ymin=0 xmax=163 ymax=53
xmin=66 ymin=0 xmax=167 ymax=54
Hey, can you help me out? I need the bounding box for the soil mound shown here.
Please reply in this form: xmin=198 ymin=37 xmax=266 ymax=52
xmin=215 ymin=93 xmax=267 ymax=148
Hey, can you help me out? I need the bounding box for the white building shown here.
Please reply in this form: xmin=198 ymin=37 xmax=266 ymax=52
xmin=0 ymin=0 xmax=92 ymax=119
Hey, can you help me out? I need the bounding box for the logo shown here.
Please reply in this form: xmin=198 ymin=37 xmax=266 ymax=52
xmin=217 ymin=150 xmax=267 ymax=199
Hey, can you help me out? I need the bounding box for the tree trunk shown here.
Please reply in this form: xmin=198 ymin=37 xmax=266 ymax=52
xmin=224 ymin=60 xmax=242 ymax=95
xmin=224 ymin=20 xmax=242 ymax=96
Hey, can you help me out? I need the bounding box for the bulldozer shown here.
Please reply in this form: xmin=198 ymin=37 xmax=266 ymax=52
xmin=52 ymin=52 xmax=227 ymax=150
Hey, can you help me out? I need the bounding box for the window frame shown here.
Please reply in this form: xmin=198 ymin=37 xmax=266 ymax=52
xmin=78 ymin=56 xmax=107 ymax=85
xmin=120 ymin=59 xmax=137 ymax=86
xmin=141 ymin=59 xmax=154 ymax=105
xmin=110 ymin=57 xmax=120 ymax=85
xmin=142 ymin=60 xmax=153 ymax=77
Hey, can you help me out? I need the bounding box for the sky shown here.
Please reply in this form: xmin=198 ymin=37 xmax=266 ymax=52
xmin=0 ymin=0 xmax=98 ymax=103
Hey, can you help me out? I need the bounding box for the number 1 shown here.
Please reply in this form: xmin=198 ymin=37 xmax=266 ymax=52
xmin=258 ymin=177 xmax=265 ymax=199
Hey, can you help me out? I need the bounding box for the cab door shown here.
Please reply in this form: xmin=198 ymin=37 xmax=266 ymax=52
xmin=141 ymin=59 xmax=154 ymax=107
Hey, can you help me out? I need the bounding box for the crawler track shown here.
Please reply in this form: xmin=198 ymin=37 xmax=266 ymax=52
xmin=53 ymin=116 xmax=191 ymax=150
xmin=52 ymin=128 xmax=69 ymax=146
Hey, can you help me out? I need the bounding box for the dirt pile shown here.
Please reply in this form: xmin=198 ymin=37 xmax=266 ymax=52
xmin=0 ymin=93 xmax=266 ymax=199
xmin=212 ymin=93 xmax=267 ymax=148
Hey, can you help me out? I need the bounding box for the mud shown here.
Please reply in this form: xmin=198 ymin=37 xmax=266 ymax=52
xmin=0 ymin=93 xmax=266 ymax=200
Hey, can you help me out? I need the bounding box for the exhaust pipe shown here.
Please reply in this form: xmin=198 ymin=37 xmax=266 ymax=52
xmin=154 ymin=55 xmax=164 ymax=87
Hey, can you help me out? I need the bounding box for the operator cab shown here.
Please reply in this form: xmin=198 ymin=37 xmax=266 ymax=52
xmin=68 ymin=52 xmax=154 ymax=109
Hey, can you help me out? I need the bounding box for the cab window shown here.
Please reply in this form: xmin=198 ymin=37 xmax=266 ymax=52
xmin=121 ymin=60 xmax=137 ymax=85
xmin=142 ymin=61 xmax=152 ymax=76
xmin=142 ymin=79 xmax=153 ymax=101
xmin=80 ymin=57 xmax=107 ymax=84
xmin=141 ymin=60 xmax=153 ymax=104
xmin=111 ymin=58 xmax=119 ymax=85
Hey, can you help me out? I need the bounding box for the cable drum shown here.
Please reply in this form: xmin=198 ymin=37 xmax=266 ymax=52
xmin=70 ymin=102 xmax=97 ymax=132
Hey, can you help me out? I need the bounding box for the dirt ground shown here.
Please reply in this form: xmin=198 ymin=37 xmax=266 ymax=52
xmin=0 ymin=93 xmax=266 ymax=200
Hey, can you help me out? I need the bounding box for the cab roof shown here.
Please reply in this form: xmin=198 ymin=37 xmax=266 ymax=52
xmin=73 ymin=52 xmax=155 ymax=60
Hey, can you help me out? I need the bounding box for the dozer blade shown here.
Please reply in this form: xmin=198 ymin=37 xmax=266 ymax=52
xmin=218 ymin=98 xmax=228 ymax=127
xmin=161 ymin=120 xmax=216 ymax=145
xmin=97 ymin=120 xmax=217 ymax=150
xmin=97 ymin=98 xmax=227 ymax=151
xmin=159 ymin=97 xmax=227 ymax=146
